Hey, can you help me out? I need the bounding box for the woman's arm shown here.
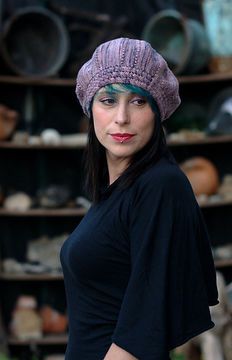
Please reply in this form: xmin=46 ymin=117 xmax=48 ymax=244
xmin=104 ymin=343 xmax=138 ymax=360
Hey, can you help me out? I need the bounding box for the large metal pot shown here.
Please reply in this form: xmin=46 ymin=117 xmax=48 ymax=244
xmin=0 ymin=6 xmax=70 ymax=77
xmin=142 ymin=9 xmax=210 ymax=75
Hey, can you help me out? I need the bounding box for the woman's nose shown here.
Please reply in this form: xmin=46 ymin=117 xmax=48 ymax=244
xmin=114 ymin=104 xmax=130 ymax=125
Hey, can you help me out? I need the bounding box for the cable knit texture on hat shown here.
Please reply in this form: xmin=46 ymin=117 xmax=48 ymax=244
xmin=75 ymin=37 xmax=181 ymax=121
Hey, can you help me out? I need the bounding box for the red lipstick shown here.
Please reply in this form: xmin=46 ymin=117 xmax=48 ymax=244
xmin=110 ymin=133 xmax=135 ymax=143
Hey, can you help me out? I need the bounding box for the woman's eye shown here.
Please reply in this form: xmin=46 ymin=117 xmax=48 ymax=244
xmin=131 ymin=98 xmax=146 ymax=106
xmin=99 ymin=98 xmax=115 ymax=105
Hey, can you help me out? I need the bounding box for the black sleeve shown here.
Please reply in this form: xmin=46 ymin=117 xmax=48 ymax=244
xmin=112 ymin=167 xmax=218 ymax=360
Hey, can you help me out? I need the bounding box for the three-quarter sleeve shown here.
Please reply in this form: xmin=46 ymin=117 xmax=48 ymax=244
xmin=112 ymin=167 xmax=218 ymax=360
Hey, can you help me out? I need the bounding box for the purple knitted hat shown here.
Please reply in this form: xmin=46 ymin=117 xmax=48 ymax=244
xmin=75 ymin=37 xmax=181 ymax=121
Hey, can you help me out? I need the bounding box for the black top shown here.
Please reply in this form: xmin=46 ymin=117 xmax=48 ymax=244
xmin=60 ymin=156 xmax=218 ymax=360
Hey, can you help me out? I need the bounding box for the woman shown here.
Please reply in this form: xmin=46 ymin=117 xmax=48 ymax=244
xmin=60 ymin=38 xmax=218 ymax=360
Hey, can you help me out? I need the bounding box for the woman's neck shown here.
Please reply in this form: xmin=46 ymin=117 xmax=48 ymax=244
xmin=106 ymin=154 xmax=130 ymax=185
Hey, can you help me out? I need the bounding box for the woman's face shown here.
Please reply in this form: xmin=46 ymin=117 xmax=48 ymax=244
xmin=92 ymin=85 xmax=155 ymax=164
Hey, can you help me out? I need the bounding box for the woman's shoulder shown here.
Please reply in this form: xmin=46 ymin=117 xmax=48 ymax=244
xmin=136 ymin=156 xmax=191 ymax=193
xmin=126 ymin=156 xmax=198 ymax=212
xmin=125 ymin=156 xmax=199 ymax=220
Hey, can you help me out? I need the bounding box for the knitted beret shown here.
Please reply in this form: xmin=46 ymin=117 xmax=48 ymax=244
xmin=75 ymin=37 xmax=181 ymax=121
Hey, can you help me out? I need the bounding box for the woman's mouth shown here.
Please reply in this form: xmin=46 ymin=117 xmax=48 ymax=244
xmin=110 ymin=133 xmax=135 ymax=143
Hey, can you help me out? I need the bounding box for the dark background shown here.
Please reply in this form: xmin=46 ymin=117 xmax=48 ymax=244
xmin=0 ymin=0 xmax=203 ymax=36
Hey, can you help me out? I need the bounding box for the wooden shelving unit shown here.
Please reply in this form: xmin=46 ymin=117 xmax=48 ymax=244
xmin=1 ymin=71 xmax=232 ymax=358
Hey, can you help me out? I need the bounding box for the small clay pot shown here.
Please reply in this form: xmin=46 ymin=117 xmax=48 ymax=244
xmin=40 ymin=305 xmax=68 ymax=334
xmin=180 ymin=157 xmax=220 ymax=196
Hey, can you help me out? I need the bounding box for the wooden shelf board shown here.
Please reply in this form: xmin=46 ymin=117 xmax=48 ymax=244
xmin=0 ymin=199 xmax=231 ymax=217
xmin=0 ymin=75 xmax=75 ymax=86
xmin=167 ymin=134 xmax=232 ymax=146
xmin=0 ymin=273 xmax=63 ymax=281
xmin=0 ymin=208 xmax=87 ymax=217
xmin=214 ymin=259 xmax=232 ymax=268
xmin=0 ymin=141 xmax=87 ymax=149
xmin=1 ymin=258 xmax=231 ymax=282
xmin=178 ymin=72 xmax=232 ymax=84
xmin=198 ymin=198 xmax=232 ymax=208
xmin=0 ymin=134 xmax=232 ymax=150
xmin=7 ymin=334 xmax=68 ymax=345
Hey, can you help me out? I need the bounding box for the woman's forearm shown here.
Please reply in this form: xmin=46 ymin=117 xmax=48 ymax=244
xmin=103 ymin=343 xmax=138 ymax=360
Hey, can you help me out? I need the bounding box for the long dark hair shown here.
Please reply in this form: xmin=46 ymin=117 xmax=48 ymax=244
xmin=83 ymin=85 xmax=172 ymax=203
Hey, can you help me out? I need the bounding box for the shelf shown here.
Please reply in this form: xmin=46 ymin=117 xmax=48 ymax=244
xmin=7 ymin=334 xmax=68 ymax=345
xmin=167 ymin=134 xmax=232 ymax=146
xmin=198 ymin=198 xmax=232 ymax=208
xmin=1 ymin=72 xmax=232 ymax=86
xmin=0 ymin=142 xmax=87 ymax=149
xmin=0 ymin=75 xmax=75 ymax=86
xmin=0 ymin=261 xmax=230 ymax=285
xmin=178 ymin=72 xmax=232 ymax=84
xmin=0 ymin=138 xmax=87 ymax=149
xmin=1 ymin=258 xmax=231 ymax=281
xmin=0 ymin=134 xmax=232 ymax=150
xmin=0 ymin=208 xmax=87 ymax=217
xmin=214 ymin=259 xmax=232 ymax=268
xmin=0 ymin=273 xmax=63 ymax=281
xmin=0 ymin=199 xmax=231 ymax=217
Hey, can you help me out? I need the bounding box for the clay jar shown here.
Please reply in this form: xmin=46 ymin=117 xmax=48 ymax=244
xmin=180 ymin=157 xmax=220 ymax=196
xmin=40 ymin=305 xmax=68 ymax=334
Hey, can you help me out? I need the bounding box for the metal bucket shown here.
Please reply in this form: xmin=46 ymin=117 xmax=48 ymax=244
xmin=141 ymin=9 xmax=210 ymax=75
xmin=1 ymin=6 xmax=70 ymax=77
